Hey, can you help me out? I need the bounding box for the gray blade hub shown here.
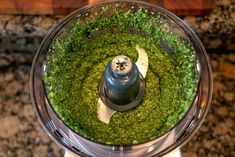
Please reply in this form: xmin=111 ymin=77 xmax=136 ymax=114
xmin=97 ymin=45 xmax=149 ymax=124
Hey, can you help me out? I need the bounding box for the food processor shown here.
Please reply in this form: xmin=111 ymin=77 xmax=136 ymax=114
xmin=30 ymin=0 xmax=213 ymax=157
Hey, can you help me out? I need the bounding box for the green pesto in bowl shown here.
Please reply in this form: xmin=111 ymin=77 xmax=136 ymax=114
xmin=44 ymin=5 xmax=199 ymax=145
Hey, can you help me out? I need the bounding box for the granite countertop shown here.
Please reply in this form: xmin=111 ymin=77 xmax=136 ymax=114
xmin=0 ymin=52 xmax=63 ymax=157
xmin=0 ymin=0 xmax=235 ymax=156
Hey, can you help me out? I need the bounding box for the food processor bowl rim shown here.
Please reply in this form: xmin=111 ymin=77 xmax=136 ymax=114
xmin=30 ymin=0 xmax=213 ymax=156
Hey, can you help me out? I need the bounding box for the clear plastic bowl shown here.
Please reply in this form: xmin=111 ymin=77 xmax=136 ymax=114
xmin=30 ymin=1 xmax=213 ymax=156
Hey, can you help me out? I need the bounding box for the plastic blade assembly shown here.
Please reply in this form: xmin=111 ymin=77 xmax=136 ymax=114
xmin=97 ymin=45 xmax=149 ymax=124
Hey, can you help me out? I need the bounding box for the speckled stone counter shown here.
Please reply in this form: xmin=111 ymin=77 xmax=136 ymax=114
xmin=0 ymin=51 xmax=234 ymax=157
xmin=182 ymin=53 xmax=235 ymax=157
xmin=0 ymin=52 xmax=63 ymax=157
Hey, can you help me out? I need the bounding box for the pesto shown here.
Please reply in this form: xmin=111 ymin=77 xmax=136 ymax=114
xmin=44 ymin=5 xmax=198 ymax=145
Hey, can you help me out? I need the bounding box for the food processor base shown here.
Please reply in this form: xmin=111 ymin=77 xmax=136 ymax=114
xmin=64 ymin=148 xmax=182 ymax=157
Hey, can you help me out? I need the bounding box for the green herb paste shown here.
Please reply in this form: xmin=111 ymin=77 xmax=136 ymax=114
xmin=44 ymin=5 xmax=198 ymax=145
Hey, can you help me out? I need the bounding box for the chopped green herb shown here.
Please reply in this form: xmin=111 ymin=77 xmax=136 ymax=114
xmin=44 ymin=5 xmax=198 ymax=145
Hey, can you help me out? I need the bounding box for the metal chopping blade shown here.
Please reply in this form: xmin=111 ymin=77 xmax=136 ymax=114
xmin=97 ymin=45 xmax=149 ymax=124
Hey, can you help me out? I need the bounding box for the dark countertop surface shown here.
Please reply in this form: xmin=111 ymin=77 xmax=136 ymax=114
xmin=0 ymin=0 xmax=235 ymax=156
